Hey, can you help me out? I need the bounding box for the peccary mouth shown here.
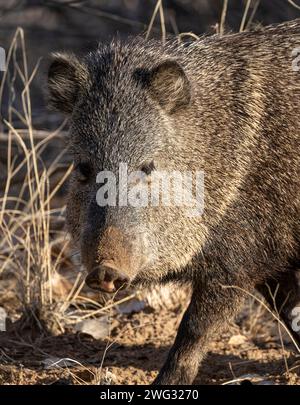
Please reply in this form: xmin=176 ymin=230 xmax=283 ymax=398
xmin=85 ymin=264 xmax=130 ymax=293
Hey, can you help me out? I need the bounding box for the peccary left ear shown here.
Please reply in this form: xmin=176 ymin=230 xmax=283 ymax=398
xmin=147 ymin=60 xmax=191 ymax=114
xmin=47 ymin=52 xmax=88 ymax=115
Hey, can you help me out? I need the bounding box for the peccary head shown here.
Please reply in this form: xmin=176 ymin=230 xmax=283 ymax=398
xmin=47 ymin=40 xmax=206 ymax=293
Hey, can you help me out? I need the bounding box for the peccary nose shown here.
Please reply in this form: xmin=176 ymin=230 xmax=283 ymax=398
xmin=85 ymin=265 xmax=129 ymax=293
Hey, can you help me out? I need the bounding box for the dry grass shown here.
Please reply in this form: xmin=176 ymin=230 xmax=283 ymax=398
xmin=0 ymin=28 xmax=72 ymax=331
xmin=0 ymin=28 xmax=141 ymax=337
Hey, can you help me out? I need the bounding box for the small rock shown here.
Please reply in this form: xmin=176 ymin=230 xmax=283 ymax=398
xmin=228 ymin=334 xmax=247 ymax=346
xmin=42 ymin=357 xmax=78 ymax=369
xmin=75 ymin=316 xmax=109 ymax=339
xmin=117 ymin=298 xmax=146 ymax=314
xmin=99 ymin=369 xmax=117 ymax=385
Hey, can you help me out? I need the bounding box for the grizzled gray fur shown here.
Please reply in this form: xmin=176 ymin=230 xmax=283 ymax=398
xmin=47 ymin=19 xmax=300 ymax=384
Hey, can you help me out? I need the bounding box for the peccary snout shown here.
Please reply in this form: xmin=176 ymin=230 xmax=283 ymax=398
xmin=85 ymin=263 xmax=130 ymax=293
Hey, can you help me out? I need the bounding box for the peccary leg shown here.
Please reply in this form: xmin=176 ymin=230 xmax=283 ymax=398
xmin=153 ymin=278 xmax=246 ymax=385
xmin=256 ymin=270 xmax=300 ymax=347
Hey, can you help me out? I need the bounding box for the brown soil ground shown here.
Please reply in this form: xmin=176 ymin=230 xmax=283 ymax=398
xmin=1 ymin=298 xmax=300 ymax=385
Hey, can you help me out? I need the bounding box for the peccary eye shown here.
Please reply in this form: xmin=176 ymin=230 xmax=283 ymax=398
xmin=140 ymin=160 xmax=155 ymax=175
xmin=75 ymin=162 xmax=92 ymax=183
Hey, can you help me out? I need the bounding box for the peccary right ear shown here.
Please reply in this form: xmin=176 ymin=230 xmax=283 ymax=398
xmin=47 ymin=53 xmax=87 ymax=115
xmin=137 ymin=60 xmax=191 ymax=114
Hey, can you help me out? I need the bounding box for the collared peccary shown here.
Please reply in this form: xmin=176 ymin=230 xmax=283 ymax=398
xmin=47 ymin=19 xmax=300 ymax=384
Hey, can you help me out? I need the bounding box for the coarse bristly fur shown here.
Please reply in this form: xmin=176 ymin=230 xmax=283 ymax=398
xmin=47 ymin=19 xmax=300 ymax=384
